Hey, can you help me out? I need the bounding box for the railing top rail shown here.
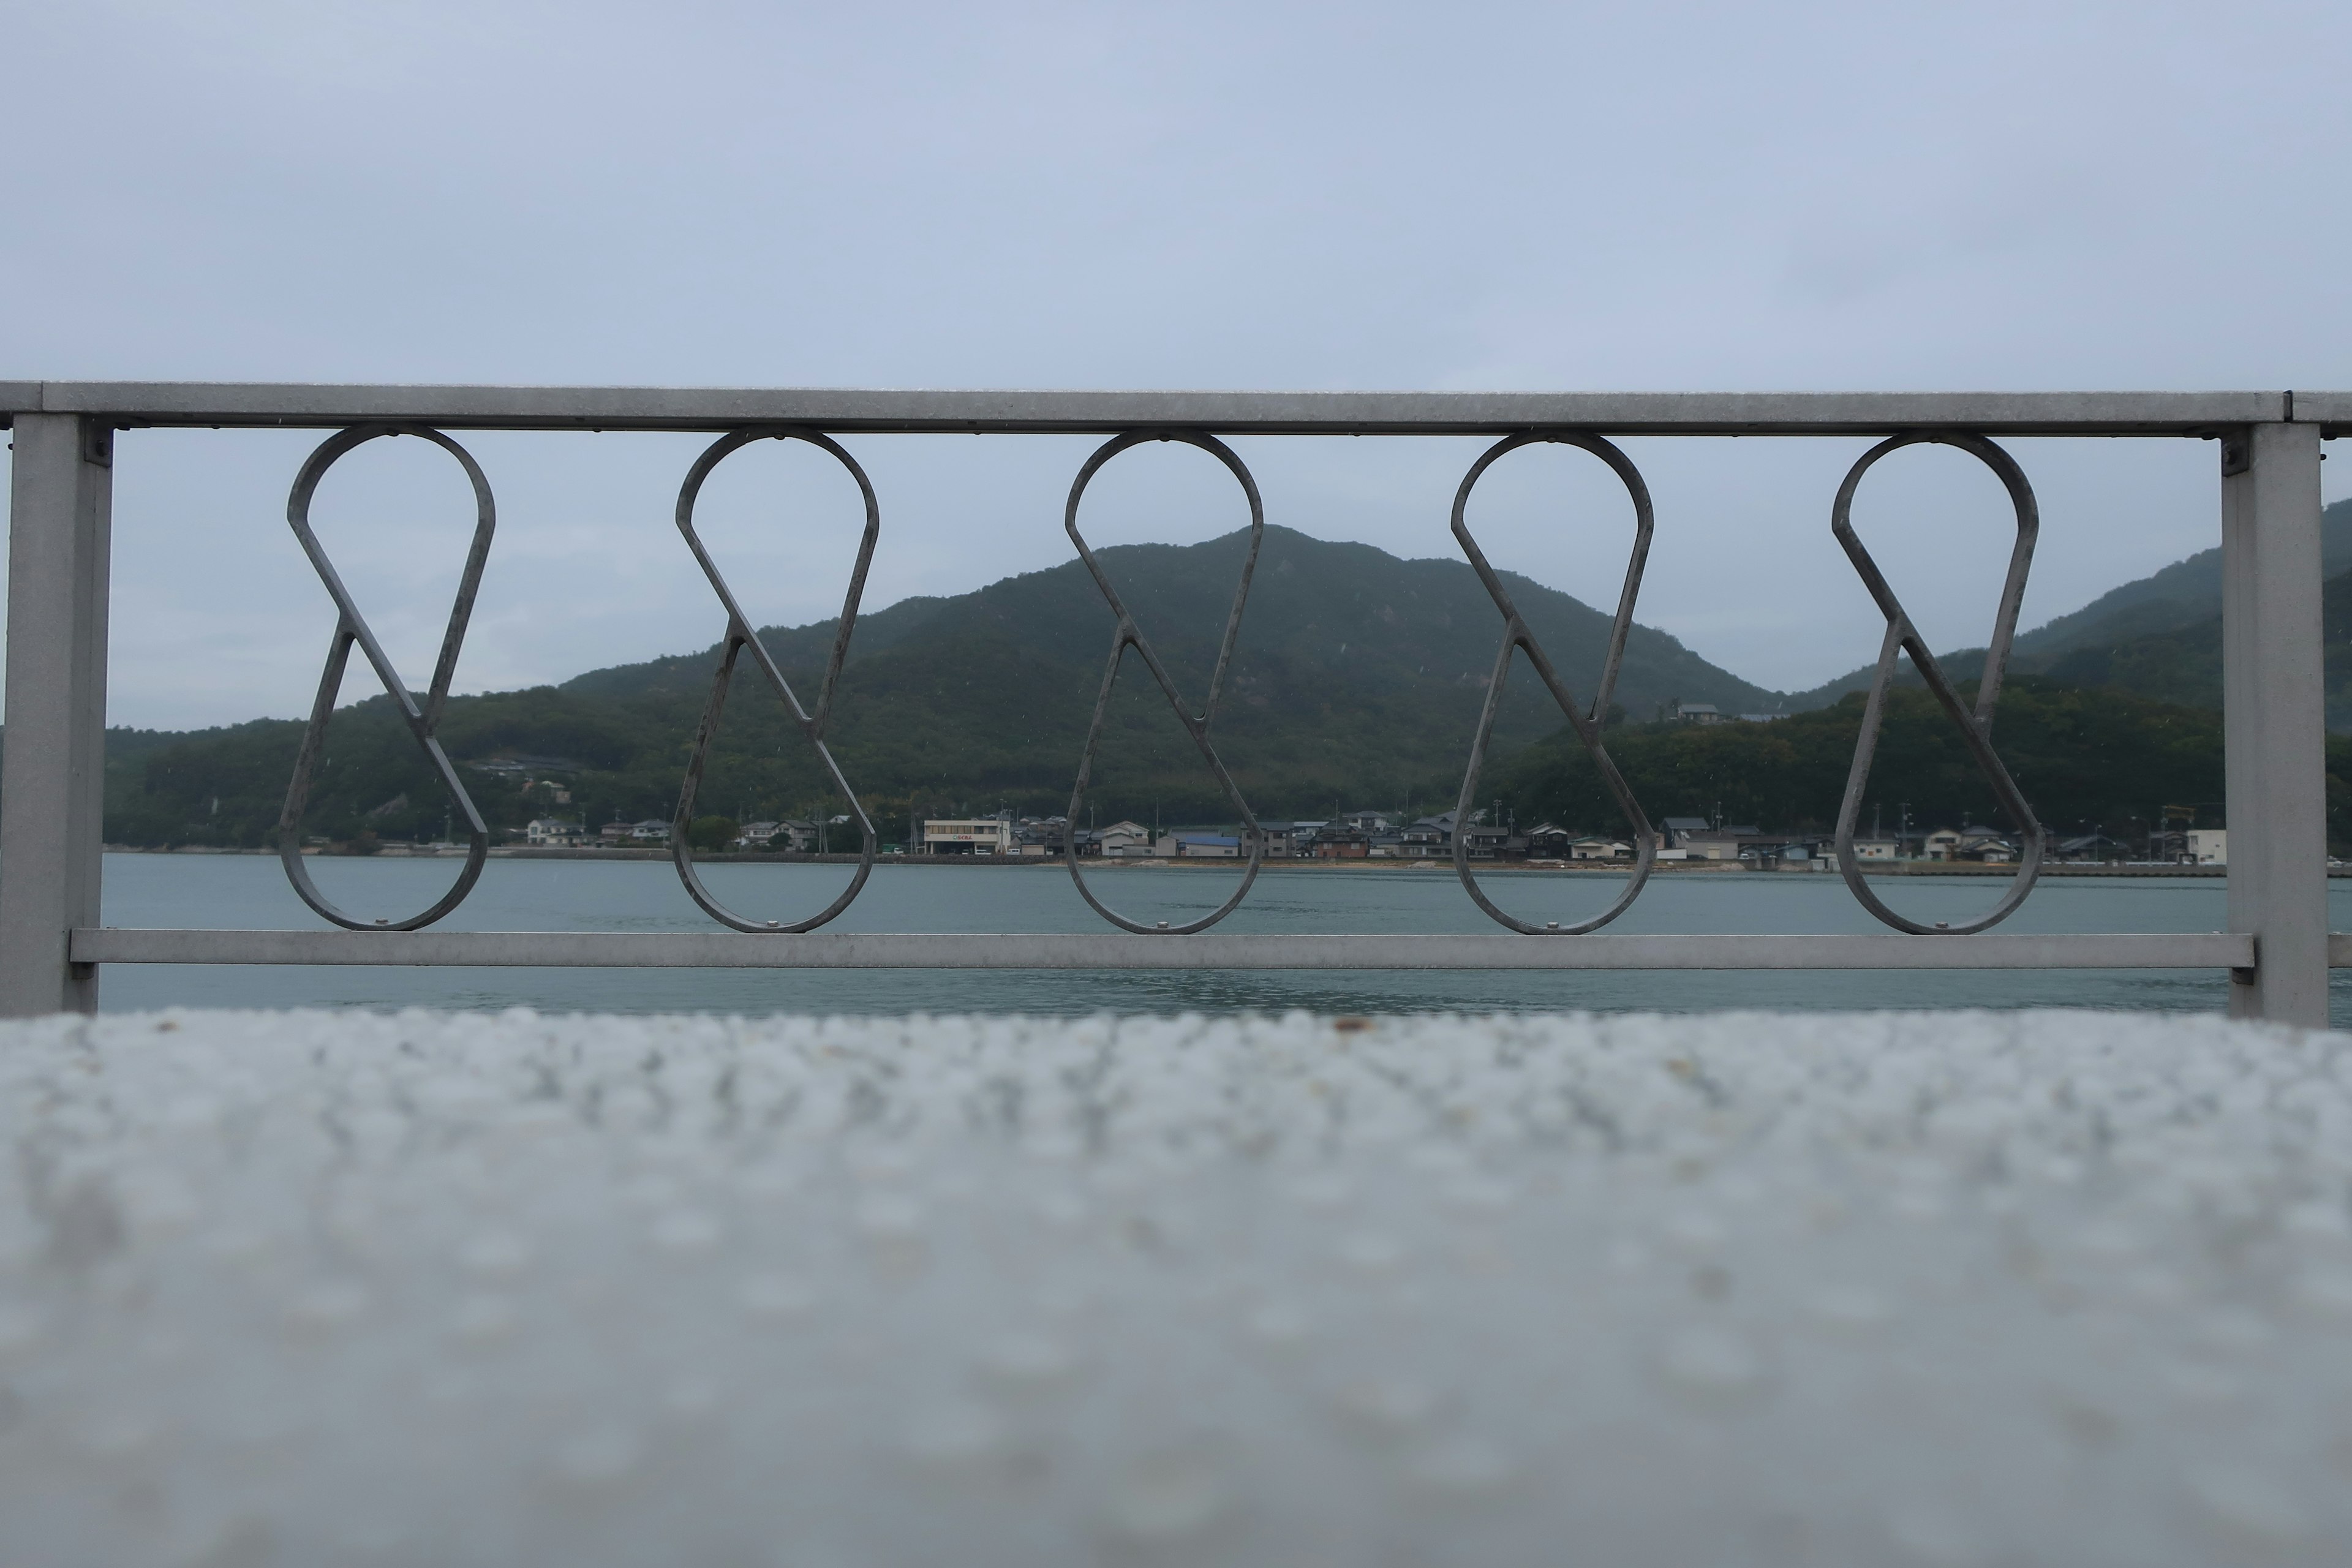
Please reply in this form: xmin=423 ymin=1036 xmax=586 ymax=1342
xmin=0 ymin=382 xmax=2323 ymax=435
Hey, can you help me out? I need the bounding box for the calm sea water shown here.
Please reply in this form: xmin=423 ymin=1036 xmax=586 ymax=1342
xmin=91 ymin=852 xmax=2352 ymax=1023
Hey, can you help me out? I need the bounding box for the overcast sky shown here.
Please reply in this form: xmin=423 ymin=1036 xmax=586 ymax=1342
xmin=6 ymin=0 xmax=2352 ymax=730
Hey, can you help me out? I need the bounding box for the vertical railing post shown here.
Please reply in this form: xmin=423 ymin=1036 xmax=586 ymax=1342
xmin=2222 ymin=418 xmax=2328 ymax=1028
xmin=0 ymin=413 xmax=113 ymax=1016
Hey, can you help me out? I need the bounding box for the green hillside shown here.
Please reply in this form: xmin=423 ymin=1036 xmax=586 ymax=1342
xmin=1498 ymin=677 xmax=2352 ymax=850
xmin=1785 ymin=498 xmax=2352 ymax=712
xmin=2034 ymin=564 xmax=2352 ymax=729
xmin=1501 ymin=678 xmax=2224 ymax=837
xmin=86 ymin=516 xmax=2352 ymax=852
xmin=99 ymin=526 xmax=1784 ymax=848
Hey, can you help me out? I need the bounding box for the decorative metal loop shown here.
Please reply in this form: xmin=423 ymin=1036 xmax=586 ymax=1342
xmin=671 ymin=429 xmax=880 ymax=933
xmin=1831 ymin=433 xmax=2044 ymax=935
xmin=1450 ymin=434 xmax=1658 ymax=933
xmin=1064 ymin=432 xmax=1266 ymax=935
xmin=276 ymin=424 xmax=494 ymax=930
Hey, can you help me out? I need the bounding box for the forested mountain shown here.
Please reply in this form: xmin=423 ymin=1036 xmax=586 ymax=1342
xmin=1499 ymin=677 xmax=2352 ymax=851
xmin=75 ymin=510 xmax=2352 ymax=852
xmin=97 ymin=526 xmax=1782 ymax=847
xmin=1784 ymin=499 xmax=2352 ymax=715
xmin=1497 ymin=678 xmax=2241 ymax=842
xmin=2031 ymin=564 xmax=2352 ymax=729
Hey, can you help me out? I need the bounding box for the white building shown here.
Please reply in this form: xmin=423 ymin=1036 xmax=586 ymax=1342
xmin=922 ymin=818 xmax=1013 ymax=855
xmin=2186 ymin=828 xmax=2227 ymax=865
xmin=1097 ymin=820 xmax=1153 ymax=857
xmin=524 ymin=818 xmax=584 ymax=846
xmin=628 ymin=819 xmax=670 ymax=843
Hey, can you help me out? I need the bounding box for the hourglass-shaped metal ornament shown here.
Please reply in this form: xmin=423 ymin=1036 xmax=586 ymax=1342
xmin=1063 ymin=432 xmax=1266 ymax=935
xmin=1449 ymin=433 xmax=1658 ymax=935
xmin=668 ymin=428 xmax=881 ymax=934
xmin=1830 ymin=433 xmax=2045 ymax=935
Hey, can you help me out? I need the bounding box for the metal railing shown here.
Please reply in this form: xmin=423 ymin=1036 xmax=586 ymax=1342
xmin=2 ymin=383 xmax=2340 ymax=1025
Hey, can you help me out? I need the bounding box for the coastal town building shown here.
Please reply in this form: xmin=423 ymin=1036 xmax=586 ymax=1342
xmin=1399 ymin=819 xmax=1448 ymax=858
xmin=1175 ymin=834 xmax=1240 ymax=859
xmin=1520 ymin=823 xmax=1572 ymax=859
xmin=1673 ymin=824 xmax=1760 ymax=861
xmin=1011 ymin=818 xmax=1068 ymax=856
xmin=734 ymin=821 xmax=817 ymax=852
xmin=1313 ymin=824 xmax=1370 ymax=858
xmin=1242 ymin=821 xmax=1316 ymax=858
xmin=922 ymin=818 xmax=1014 ymax=855
xmin=1096 ymin=820 xmax=1152 ymax=856
xmin=900 ymin=809 xmax=2218 ymax=872
xmin=1920 ymin=826 xmax=2018 ymax=863
xmin=1457 ymin=822 xmax=1521 ymax=859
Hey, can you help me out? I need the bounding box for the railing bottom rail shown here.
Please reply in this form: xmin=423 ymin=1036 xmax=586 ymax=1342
xmin=73 ymin=929 xmax=2257 ymax=971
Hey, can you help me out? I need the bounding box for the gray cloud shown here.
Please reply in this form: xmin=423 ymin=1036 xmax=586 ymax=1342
xmin=4 ymin=0 xmax=2348 ymax=727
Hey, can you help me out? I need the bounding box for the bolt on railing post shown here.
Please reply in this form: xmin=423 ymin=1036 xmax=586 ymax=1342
xmin=0 ymin=413 xmax=113 ymax=1016
xmin=2222 ymin=418 xmax=2328 ymax=1028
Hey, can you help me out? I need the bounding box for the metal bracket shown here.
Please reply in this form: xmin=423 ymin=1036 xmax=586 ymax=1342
xmin=81 ymin=422 xmax=112 ymax=469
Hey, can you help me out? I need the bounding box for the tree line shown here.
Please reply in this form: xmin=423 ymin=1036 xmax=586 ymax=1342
xmin=87 ymin=671 xmax=2352 ymax=854
xmin=1494 ymin=678 xmax=2286 ymax=846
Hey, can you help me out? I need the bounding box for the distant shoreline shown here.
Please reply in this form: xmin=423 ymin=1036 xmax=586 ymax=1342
xmin=100 ymin=845 xmax=2252 ymax=877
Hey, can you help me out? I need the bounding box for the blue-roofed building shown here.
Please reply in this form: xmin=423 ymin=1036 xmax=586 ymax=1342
xmin=1175 ymin=834 xmax=1240 ymax=859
